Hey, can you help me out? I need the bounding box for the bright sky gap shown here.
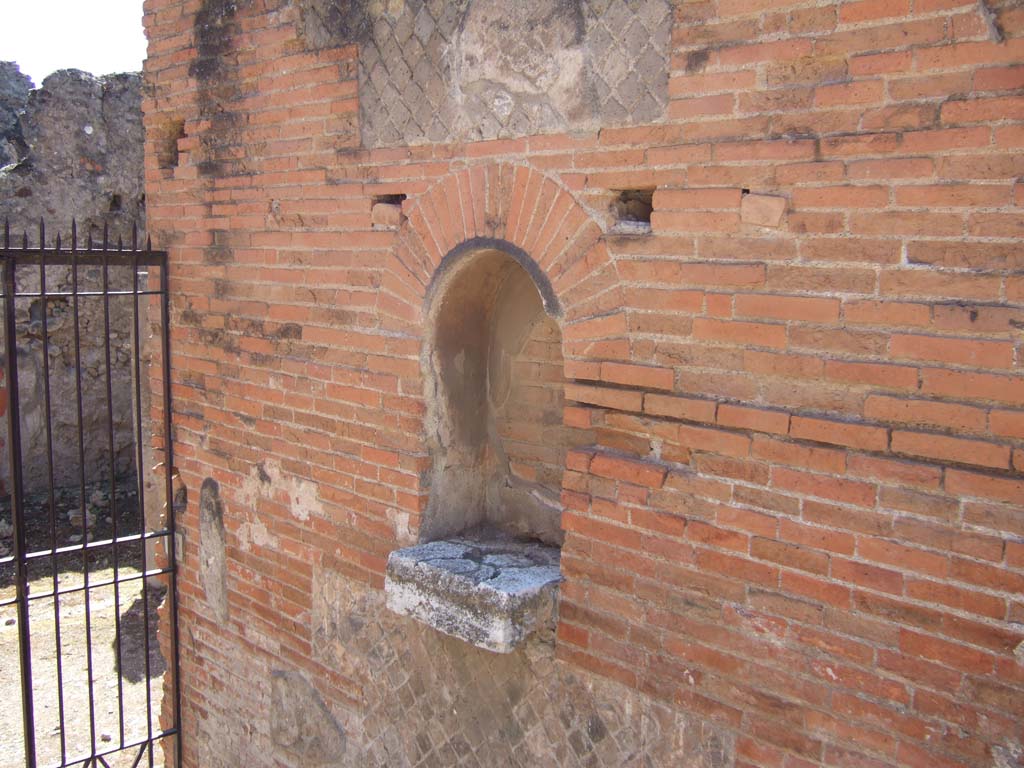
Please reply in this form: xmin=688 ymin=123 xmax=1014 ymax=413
xmin=1 ymin=0 xmax=147 ymax=86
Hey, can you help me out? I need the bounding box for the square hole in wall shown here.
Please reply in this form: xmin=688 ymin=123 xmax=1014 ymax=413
xmin=371 ymin=193 xmax=407 ymax=229
xmin=372 ymin=193 xmax=407 ymax=206
xmin=609 ymin=189 xmax=653 ymax=235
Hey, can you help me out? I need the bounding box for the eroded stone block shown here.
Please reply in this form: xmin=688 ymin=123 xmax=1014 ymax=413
xmin=199 ymin=478 xmax=229 ymax=623
xmin=384 ymin=532 xmax=561 ymax=653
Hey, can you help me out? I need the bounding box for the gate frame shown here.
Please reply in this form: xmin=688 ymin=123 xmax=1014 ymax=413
xmin=0 ymin=221 xmax=181 ymax=768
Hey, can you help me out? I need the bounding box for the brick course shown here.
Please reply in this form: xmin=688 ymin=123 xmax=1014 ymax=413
xmin=145 ymin=0 xmax=1024 ymax=766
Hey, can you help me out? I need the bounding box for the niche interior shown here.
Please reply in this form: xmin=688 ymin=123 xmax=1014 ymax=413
xmin=385 ymin=240 xmax=589 ymax=652
xmin=422 ymin=242 xmax=580 ymax=544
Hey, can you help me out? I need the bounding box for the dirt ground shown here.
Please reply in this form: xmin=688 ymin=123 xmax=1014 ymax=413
xmin=1 ymin=566 xmax=168 ymax=768
xmin=1 ymin=484 xmax=171 ymax=768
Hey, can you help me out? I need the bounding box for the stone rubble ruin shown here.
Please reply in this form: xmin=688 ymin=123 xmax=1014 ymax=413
xmin=0 ymin=62 xmax=146 ymax=496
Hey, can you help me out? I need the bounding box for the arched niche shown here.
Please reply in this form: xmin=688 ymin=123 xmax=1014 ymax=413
xmin=419 ymin=238 xmax=581 ymax=546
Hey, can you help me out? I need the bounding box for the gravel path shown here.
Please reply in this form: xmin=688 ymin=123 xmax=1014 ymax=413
xmin=1 ymin=483 xmax=169 ymax=768
xmin=1 ymin=566 xmax=168 ymax=768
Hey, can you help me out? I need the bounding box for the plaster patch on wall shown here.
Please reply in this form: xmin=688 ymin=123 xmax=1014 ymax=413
xmin=993 ymin=740 xmax=1023 ymax=768
xmin=339 ymin=0 xmax=672 ymax=146
xmin=385 ymin=506 xmax=417 ymax=547
xmin=237 ymin=513 xmax=278 ymax=552
xmin=240 ymin=459 xmax=324 ymax=523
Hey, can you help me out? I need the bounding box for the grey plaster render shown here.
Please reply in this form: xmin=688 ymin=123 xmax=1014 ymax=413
xmin=298 ymin=0 xmax=672 ymax=147
xmin=199 ymin=478 xmax=229 ymax=623
xmin=271 ymin=671 xmax=347 ymax=766
xmin=306 ymin=570 xmax=737 ymax=767
xmin=420 ymin=245 xmax=586 ymax=545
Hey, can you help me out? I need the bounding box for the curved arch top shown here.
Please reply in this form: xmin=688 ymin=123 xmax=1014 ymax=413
xmin=425 ymin=237 xmax=562 ymax=319
xmin=392 ymin=163 xmax=610 ymax=322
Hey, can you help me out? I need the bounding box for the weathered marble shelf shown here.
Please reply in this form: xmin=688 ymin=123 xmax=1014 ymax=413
xmin=384 ymin=532 xmax=561 ymax=654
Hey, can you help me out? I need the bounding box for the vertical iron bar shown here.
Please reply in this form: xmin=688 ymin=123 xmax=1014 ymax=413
xmin=72 ymin=220 xmax=99 ymax=759
xmin=6 ymin=222 xmax=37 ymax=768
xmin=39 ymin=218 xmax=69 ymax=765
xmin=103 ymin=232 xmax=127 ymax=747
xmin=131 ymin=244 xmax=157 ymax=760
xmin=161 ymin=251 xmax=183 ymax=768
xmin=3 ymin=221 xmax=174 ymax=765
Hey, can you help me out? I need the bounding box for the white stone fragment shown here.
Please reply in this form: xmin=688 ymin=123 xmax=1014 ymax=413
xmin=385 ymin=534 xmax=561 ymax=653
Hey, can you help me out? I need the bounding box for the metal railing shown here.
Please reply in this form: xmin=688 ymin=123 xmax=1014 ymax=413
xmin=0 ymin=221 xmax=180 ymax=768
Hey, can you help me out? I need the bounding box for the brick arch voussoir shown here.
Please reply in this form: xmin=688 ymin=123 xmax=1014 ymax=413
xmin=397 ymin=163 xmax=611 ymax=320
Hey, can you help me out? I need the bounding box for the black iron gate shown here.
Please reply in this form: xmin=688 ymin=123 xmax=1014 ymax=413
xmin=0 ymin=222 xmax=180 ymax=768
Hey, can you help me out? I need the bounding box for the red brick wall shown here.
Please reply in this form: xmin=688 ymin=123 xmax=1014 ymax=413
xmin=143 ymin=0 xmax=1024 ymax=765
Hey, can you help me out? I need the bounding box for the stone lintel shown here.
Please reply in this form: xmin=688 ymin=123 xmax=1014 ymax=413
xmin=384 ymin=533 xmax=561 ymax=653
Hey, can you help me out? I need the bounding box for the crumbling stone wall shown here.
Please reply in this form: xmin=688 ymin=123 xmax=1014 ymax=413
xmin=0 ymin=66 xmax=145 ymax=231
xmin=0 ymin=64 xmax=145 ymax=493
xmin=0 ymin=62 xmax=32 ymax=168
xmin=144 ymin=1 xmax=1024 ymax=767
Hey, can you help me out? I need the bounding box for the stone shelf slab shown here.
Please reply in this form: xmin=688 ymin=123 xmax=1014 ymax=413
xmin=384 ymin=531 xmax=561 ymax=653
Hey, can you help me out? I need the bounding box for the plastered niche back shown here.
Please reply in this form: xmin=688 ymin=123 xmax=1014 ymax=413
xmin=419 ymin=242 xmax=582 ymax=546
xmin=301 ymin=0 xmax=672 ymax=146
